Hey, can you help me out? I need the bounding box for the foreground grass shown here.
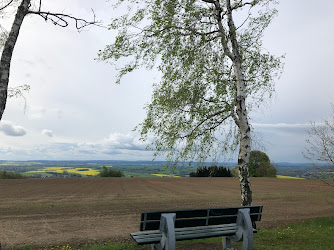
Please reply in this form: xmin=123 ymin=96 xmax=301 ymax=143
xmin=19 ymin=217 xmax=334 ymax=250
xmin=178 ymin=216 xmax=334 ymax=250
xmin=251 ymin=217 xmax=334 ymax=249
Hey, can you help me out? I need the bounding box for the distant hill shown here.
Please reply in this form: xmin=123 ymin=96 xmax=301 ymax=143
xmin=0 ymin=160 xmax=327 ymax=179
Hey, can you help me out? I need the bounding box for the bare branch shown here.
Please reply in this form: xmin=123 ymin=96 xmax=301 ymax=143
xmin=303 ymin=105 xmax=334 ymax=186
xmin=236 ymin=9 xmax=252 ymax=30
xmin=0 ymin=0 xmax=14 ymax=11
xmin=27 ymin=8 xmax=102 ymax=31
xmin=8 ymin=84 xmax=30 ymax=112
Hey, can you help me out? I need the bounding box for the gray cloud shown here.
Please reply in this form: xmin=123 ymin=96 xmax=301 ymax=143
xmin=0 ymin=121 xmax=27 ymax=136
xmin=251 ymin=123 xmax=313 ymax=163
xmin=26 ymin=133 xmax=150 ymax=157
xmin=41 ymin=129 xmax=54 ymax=137
xmin=252 ymin=122 xmax=313 ymax=136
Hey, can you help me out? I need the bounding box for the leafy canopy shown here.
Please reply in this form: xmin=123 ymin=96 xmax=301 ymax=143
xmin=99 ymin=0 xmax=284 ymax=166
xmin=99 ymin=166 xmax=124 ymax=177
xmin=249 ymin=150 xmax=276 ymax=177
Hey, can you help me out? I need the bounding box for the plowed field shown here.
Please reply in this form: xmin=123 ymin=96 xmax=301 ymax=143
xmin=0 ymin=178 xmax=333 ymax=249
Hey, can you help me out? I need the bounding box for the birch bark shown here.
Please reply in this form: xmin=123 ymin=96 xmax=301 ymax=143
xmin=213 ymin=0 xmax=252 ymax=205
xmin=226 ymin=0 xmax=252 ymax=206
xmin=0 ymin=0 xmax=30 ymax=120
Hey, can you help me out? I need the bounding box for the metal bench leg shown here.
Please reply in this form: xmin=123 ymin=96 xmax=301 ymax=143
xmin=227 ymin=208 xmax=254 ymax=250
xmin=152 ymin=243 xmax=161 ymax=250
xmin=159 ymin=213 xmax=176 ymax=250
xmin=222 ymin=236 xmax=236 ymax=250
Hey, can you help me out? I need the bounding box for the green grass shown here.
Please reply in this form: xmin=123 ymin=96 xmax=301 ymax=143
xmin=14 ymin=217 xmax=334 ymax=250
xmin=179 ymin=217 xmax=334 ymax=250
xmin=252 ymin=217 xmax=334 ymax=250
xmin=18 ymin=243 xmax=145 ymax=250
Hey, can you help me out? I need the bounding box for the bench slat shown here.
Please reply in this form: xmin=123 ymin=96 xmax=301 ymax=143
xmin=141 ymin=206 xmax=262 ymax=221
xmin=176 ymin=228 xmax=237 ymax=241
xmin=132 ymin=206 xmax=263 ymax=247
xmin=133 ymin=223 xmax=238 ymax=237
xmin=131 ymin=223 xmax=239 ymax=245
xmin=141 ymin=213 xmax=261 ymax=231
xmin=140 ymin=205 xmax=263 ymax=231
xmin=131 ymin=234 xmax=161 ymax=245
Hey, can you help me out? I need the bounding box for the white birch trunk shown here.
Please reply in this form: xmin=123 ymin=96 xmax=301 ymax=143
xmin=0 ymin=0 xmax=30 ymax=120
xmin=234 ymin=63 xmax=252 ymax=206
xmin=226 ymin=0 xmax=252 ymax=206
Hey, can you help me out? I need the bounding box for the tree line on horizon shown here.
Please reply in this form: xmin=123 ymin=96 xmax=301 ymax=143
xmin=189 ymin=166 xmax=232 ymax=177
xmin=190 ymin=150 xmax=277 ymax=178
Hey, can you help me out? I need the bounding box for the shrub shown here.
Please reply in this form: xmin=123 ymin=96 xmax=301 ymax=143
xmin=189 ymin=171 xmax=196 ymax=177
xmin=231 ymin=166 xmax=239 ymax=177
xmin=0 ymin=170 xmax=28 ymax=179
xmin=255 ymin=162 xmax=277 ymax=177
xmin=99 ymin=166 xmax=124 ymax=177
xmin=249 ymin=150 xmax=277 ymax=177
xmin=189 ymin=166 xmax=232 ymax=177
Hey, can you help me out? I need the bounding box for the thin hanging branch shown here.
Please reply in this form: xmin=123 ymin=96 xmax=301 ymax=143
xmin=0 ymin=0 xmax=15 ymax=11
xmin=28 ymin=8 xmax=101 ymax=31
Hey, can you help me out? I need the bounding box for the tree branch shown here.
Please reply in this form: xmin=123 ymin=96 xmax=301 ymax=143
xmin=212 ymin=0 xmax=234 ymax=60
xmin=232 ymin=0 xmax=259 ymax=10
xmin=0 ymin=0 xmax=14 ymax=11
xmin=149 ymin=24 xmax=219 ymax=38
xmin=27 ymin=8 xmax=101 ymax=30
xmin=236 ymin=9 xmax=252 ymax=30
xmin=179 ymin=110 xmax=231 ymax=139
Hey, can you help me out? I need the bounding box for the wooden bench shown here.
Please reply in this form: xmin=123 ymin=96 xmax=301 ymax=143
xmin=131 ymin=205 xmax=263 ymax=250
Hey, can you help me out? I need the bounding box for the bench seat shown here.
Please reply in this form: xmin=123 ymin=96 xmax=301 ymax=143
xmin=132 ymin=223 xmax=240 ymax=245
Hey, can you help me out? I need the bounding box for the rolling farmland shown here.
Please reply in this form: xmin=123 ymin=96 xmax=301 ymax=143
xmin=0 ymin=177 xmax=333 ymax=249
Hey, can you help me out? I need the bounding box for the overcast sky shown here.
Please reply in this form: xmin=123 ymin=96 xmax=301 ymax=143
xmin=0 ymin=0 xmax=333 ymax=163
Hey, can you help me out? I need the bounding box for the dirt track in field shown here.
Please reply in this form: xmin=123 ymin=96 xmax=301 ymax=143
xmin=0 ymin=177 xmax=333 ymax=249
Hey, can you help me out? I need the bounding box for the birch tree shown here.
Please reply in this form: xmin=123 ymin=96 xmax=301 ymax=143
xmin=0 ymin=0 xmax=99 ymax=121
xmin=99 ymin=0 xmax=284 ymax=206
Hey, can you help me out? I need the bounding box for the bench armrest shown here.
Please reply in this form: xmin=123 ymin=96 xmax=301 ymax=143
xmin=225 ymin=208 xmax=253 ymax=250
xmin=158 ymin=213 xmax=176 ymax=250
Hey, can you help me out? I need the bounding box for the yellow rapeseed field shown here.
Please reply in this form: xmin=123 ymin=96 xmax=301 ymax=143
xmin=151 ymin=174 xmax=180 ymax=177
xmin=26 ymin=167 xmax=99 ymax=176
xmin=277 ymin=175 xmax=305 ymax=180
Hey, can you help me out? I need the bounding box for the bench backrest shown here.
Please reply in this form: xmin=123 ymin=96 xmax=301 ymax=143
xmin=140 ymin=205 xmax=263 ymax=231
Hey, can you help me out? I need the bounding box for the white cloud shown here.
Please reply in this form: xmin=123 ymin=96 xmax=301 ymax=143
xmin=252 ymin=123 xmax=312 ymax=129
xmin=27 ymin=105 xmax=62 ymax=120
xmin=0 ymin=121 xmax=27 ymax=137
xmin=41 ymin=129 xmax=54 ymax=137
xmin=2 ymin=132 xmax=152 ymax=159
xmin=104 ymin=132 xmax=150 ymax=151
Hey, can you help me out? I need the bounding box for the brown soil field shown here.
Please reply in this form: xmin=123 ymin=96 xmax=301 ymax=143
xmin=0 ymin=177 xmax=333 ymax=249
